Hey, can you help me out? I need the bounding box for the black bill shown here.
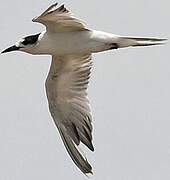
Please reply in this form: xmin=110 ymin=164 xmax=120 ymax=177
xmin=1 ymin=45 xmax=20 ymax=53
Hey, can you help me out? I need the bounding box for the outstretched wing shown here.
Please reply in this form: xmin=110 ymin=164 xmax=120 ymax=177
xmin=32 ymin=3 xmax=88 ymax=32
xmin=45 ymin=54 xmax=94 ymax=174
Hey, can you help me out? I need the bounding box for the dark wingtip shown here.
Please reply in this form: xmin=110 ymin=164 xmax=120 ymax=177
xmin=54 ymin=2 xmax=58 ymax=6
xmin=85 ymin=170 xmax=93 ymax=177
xmin=89 ymin=142 xmax=94 ymax=152
xmin=58 ymin=4 xmax=65 ymax=11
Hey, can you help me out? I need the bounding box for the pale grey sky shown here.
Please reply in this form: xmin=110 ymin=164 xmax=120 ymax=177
xmin=0 ymin=1 xmax=170 ymax=180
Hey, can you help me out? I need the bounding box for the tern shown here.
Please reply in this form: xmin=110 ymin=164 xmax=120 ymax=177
xmin=1 ymin=3 xmax=166 ymax=175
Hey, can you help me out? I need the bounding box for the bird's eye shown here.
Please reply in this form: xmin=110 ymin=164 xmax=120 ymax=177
xmin=22 ymin=33 xmax=41 ymax=46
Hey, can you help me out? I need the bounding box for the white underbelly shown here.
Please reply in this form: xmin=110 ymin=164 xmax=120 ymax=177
xmin=36 ymin=30 xmax=112 ymax=55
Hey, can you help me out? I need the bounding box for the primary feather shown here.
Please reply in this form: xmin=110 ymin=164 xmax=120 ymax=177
xmin=45 ymin=54 xmax=94 ymax=174
xmin=32 ymin=3 xmax=87 ymax=32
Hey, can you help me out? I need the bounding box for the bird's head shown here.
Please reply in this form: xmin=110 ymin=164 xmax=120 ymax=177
xmin=1 ymin=33 xmax=41 ymax=54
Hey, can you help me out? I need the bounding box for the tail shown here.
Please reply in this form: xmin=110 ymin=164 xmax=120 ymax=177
xmin=117 ymin=36 xmax=167 ymax=48
xmin=58 ymin=124 xmax=93 ymax=175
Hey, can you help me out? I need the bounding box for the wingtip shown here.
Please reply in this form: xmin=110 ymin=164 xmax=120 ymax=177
xmin=85 ymin=170 xmax=93 ymax=178
xmin=49 ymin=2 xmax=58 ymax=8
xmin=51 ymin=2 xmax=59 ymax=9
xmin=60 ymin=4 xmax=65 ymax=8
xmin=32 ymin=16 xmax=38 ymax=22
xmin=89 ymin=143 xmax=95 ymax=152
xmin=54 ymin=2 xmax=58 ymax=6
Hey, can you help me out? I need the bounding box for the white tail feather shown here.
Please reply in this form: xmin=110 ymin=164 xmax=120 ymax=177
xmin=117 ymin=36 xmax=167 ymax=48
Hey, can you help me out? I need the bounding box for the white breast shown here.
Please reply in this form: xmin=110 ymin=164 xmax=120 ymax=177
xmin=37 ymin=31 xmax=93 ymax=55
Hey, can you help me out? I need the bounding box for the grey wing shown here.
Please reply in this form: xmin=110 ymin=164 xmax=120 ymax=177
xmin=33 ymin=3 xmax=88 ymax=32
xmin=45 ymin=54 xmax=93 ymax=174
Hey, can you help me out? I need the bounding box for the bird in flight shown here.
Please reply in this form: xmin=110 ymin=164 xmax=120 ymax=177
xmin=1 ymin=2 xmax=166 ymax=175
